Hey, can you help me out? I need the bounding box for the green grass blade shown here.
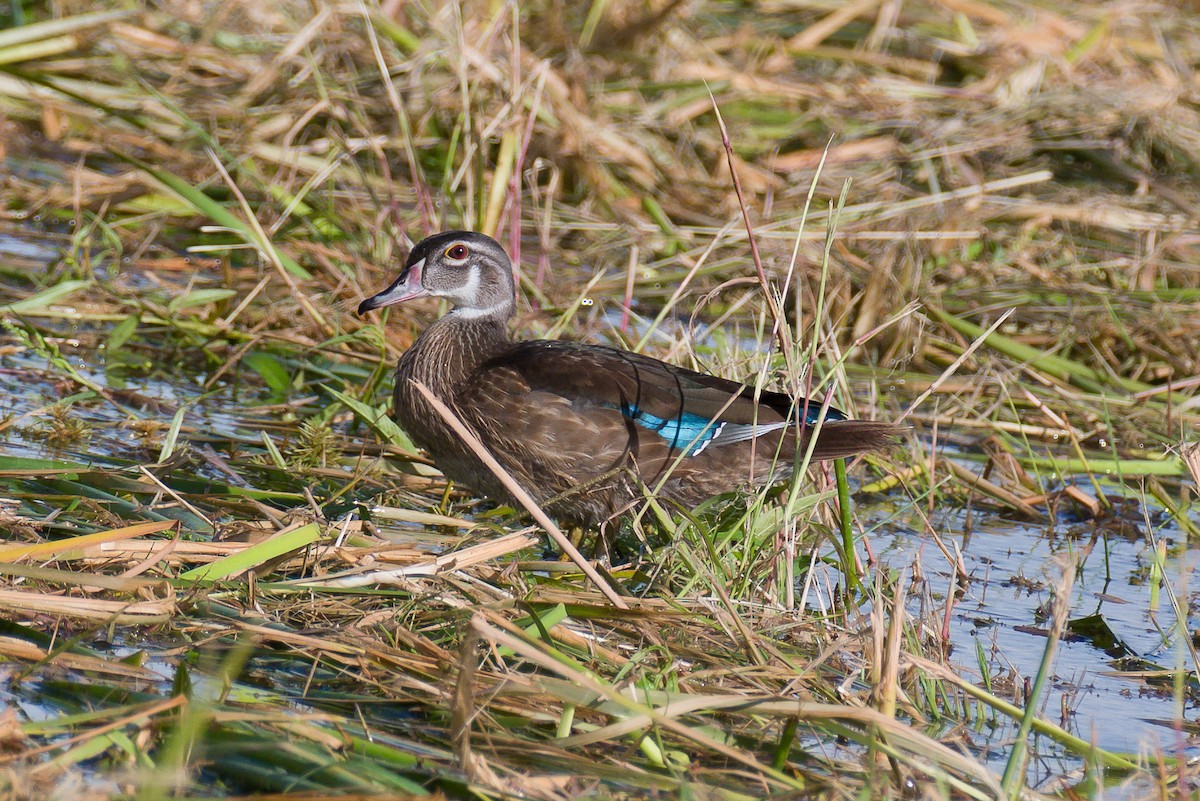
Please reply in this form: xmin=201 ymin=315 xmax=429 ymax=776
xmin=178 ymin=522 xmax=321 ymax=582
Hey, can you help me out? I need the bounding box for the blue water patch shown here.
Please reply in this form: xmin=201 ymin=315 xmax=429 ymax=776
xmin=0 ymin=232 xmax=60 ymax=262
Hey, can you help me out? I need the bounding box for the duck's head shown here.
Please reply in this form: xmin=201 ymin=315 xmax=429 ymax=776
xmin=358 ymin=231 xmax=516 ymax=320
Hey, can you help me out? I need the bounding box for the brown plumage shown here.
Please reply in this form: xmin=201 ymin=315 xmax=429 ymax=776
xmin=359 ymin=231 xmax=900 ymax=528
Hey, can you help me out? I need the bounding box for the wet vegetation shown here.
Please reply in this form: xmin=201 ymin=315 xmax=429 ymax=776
xmin=1 ymin=1 xmax=1198 ymax=799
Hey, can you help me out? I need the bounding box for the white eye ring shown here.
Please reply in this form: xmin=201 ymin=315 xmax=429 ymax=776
xmin=445 ymin=244 xmax=469 ymax=261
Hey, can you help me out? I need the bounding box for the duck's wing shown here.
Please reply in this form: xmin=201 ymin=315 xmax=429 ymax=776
xmin=466 ymin=340 xmax=894 ymax=467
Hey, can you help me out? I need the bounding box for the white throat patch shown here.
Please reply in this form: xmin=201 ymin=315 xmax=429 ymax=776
xmin=452 ymin=304 xmax=506 ymax=320
xmin=459 ymin=265 xmax=480 ymax=299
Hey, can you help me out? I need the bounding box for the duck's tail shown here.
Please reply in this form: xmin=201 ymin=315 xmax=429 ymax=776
xmin=803 ymin=420 xmax=904 ymax=461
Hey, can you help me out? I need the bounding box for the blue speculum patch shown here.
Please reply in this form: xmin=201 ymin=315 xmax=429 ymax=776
xmin=623 ymin=407 xmax=717 ymax=455
xmin=622 ymin=400 xmax=844 ymax=455
xmin=802 ymin=401 xmax=847 ymax=424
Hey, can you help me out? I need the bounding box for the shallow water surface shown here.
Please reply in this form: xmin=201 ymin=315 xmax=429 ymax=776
xmin=868 ymin=496 xmax=1199 ymax=789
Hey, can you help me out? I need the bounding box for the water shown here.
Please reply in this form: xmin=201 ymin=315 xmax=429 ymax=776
xmin=0 ymin=232 xmax=60 ymax=263
xmin=870 ymin=492 xmax=1199 ymax=789
xmin=0 ymin=347 xmax=266 ymax=469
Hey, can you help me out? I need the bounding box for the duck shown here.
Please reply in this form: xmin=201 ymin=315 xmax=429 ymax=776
xmin=358 ymin=231 xmax=899 ymax=528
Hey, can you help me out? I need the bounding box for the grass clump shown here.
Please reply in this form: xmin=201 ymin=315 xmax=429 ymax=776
xmin=22 ymin=403 xmax=91 ymax=449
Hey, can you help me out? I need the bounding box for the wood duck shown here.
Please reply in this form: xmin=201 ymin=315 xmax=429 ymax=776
xmin=359 ymin=231 xmax=899 ymax=528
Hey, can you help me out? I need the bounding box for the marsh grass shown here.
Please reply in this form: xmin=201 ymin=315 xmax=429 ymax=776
xmin=0 ymin=1 xmax=1198 ymax=798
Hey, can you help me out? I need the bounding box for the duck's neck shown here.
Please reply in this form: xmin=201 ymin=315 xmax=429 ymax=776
xmin=395 ymin=308 xmax=511 ymax=404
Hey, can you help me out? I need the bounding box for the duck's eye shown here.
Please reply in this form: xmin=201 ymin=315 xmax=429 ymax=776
xmin=445 ymin=244 xmax=469 ymax=260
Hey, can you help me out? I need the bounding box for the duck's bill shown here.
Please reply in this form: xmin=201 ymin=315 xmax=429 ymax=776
xmin=357 ymin=259 xmax=428 ymax=314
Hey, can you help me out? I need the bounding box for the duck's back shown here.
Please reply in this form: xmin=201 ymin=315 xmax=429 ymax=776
xmin=449 ymin=339 xmax=893 ymax=526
